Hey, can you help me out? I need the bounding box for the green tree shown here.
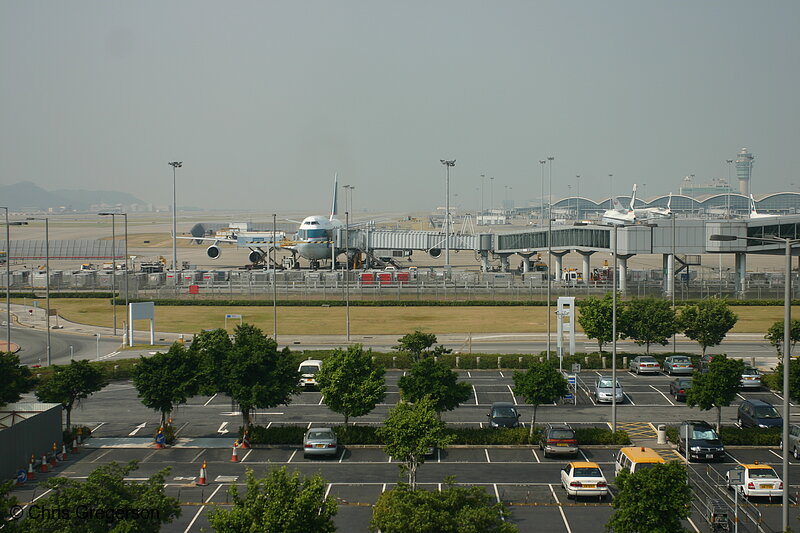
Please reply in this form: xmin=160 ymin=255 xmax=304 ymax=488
xmin=316 ymin=344 xmax=386 ymax=425
xmin=18 ymin=461 xmax=180 ymax=533
xmin=378 ymin=396 xmax=455 ymax=489
xmin=394 ymin=331 xmax=451 ymax=362
xmin=764 ymin=319 xmax=800 ymax=360
xmin=577 ymin=293 xmax=616 ymax=352
xmin=767 ymin=357 xmax=800 ymax=403
xmin=223 ymin=323 xmax=299 ymax=430
xmin=0 ymin=481 xmax=19 ymax=532
xmin=35 ymin=359 xmax=108 ymax=431
xmin=208 ymin=467 xmax=337 ymax=533
xmin=679 ymin=298 xmax=738 ymax=355
xmin=0 ymin=352 xmax=35 ymax=407
xmin=371 ymin=478 xmax=517 ymax=533
xmin=605 ymin=462 xmax=692 ymax=533
xmin=190 ymin=328 xmax=233 ymax=395
xmin=398 ymin=357 xmax=471 ymax=417
xmin=512 ymin=362 xmax=568 ymax=437
xmin=132 ymin=343 xmax=200 ymax=427
xmin=620 ymin=298 xmax=679 ymax=354
xmin=686 ymin=354 xmax=745 ymax=431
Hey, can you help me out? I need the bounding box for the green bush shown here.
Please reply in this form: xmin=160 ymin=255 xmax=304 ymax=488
xmin=334 ymin=425 xmax=383 ymax=445
xmin=448 ymin=427 xmax=536 ymax=445
xmin=243 ymin=425 xmax=307 ymax=445
xmin=761 ymin=372 xmax=780 ymax=391
xmin=665 ymin=426 xmax=680 ymax=445
xmin=667 ymin=425 xmax=781 ymax=446
xmin=62 ymin=425 xmax=92 ymax=445
xmin=574 ymin=427 xmax=631 ymax=445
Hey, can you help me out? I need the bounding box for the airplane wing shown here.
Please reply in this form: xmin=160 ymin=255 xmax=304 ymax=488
xmin=176 ymin=235 xmax=238 ymax=244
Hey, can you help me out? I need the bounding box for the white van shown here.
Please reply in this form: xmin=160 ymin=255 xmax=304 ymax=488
xmin=298 ymin=359 xmax=323 ymax=389
xmin=614 ymin=447 xmax=665 ymax=477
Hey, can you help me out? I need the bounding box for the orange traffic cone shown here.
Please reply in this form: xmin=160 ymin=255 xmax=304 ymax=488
xmin=40 ymin=454 xmax=48 ymax=473
xmin=27 ymin=456 xmax=35 ymax=480
xmin=241 ymin=430 xmax=250 ymax=449
xmin=61 ymin=443 xmax=68 ymax=461
xmin=77 ymin=427 xmax=83 ymax=445
xmin=72 ymin=437 xmax=78 ymax=453
xmin=231 ymin=441 xmax=239 ymax=462
xmin=197 ymin=461 xmax=208 ymax=486
xmin=49 ymin=443 xmax=58 ymax=467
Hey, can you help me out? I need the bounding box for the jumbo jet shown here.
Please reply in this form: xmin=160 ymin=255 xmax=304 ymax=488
xmin=601 ymin=185 xmax=637 ymax=225
xmin=749 ymin=194 xmax=775 ymax=219
xmin=634 ymin=192 xmax=672 ymax=220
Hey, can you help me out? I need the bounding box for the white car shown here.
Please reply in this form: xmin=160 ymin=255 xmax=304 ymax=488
xmin=298 ymin=359 xmax=323 ymax=389
xmin=560 ymin=461 xmax=609 ymax=500
xmin=727 ymin=463 xmax=783 ymax=500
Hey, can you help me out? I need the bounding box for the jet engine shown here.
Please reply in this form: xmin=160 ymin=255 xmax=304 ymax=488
xmin=206 ymin=244 xmax=222 ymax=259
xmin=248 ymin=250 xmax=264 ymax=264
xmin=429 ymin=248 xmax=442 ymax=258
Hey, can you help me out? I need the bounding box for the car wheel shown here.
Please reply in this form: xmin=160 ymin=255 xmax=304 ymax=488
xmin=737 ymin=417 xmax=742 ymax=428
xmin=794 ymin=447 xmax=800 ymax=460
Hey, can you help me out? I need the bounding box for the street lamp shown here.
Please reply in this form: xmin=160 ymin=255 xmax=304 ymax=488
xmin=26 ymin=217 xmax=51 ymax=365
xmin=480 ymin=174 xmax=485 ymax=224
xmin=726 ymin=159 xmax=734 ymax=218
xmin=539 ymin=161 xmax=546 ymax=224
xmin=98 ymin=212 xmax=128 ymax=336
xmin=575 ymin=175 xmax=580 ymax=219
xmin=1 ymin=206 xmax=10 ymax=350
xmin=440 ymin=159 xmax=456 ymax=267
xmin=711 ymin=232 xmax=795 ymax=531
xmin=168 ymin=161 xmax=182 ymax=282
xmin=345 ymin=211 xmax=350 ymax=341
xmin=546 ymin=156 xmax=554 ymax=359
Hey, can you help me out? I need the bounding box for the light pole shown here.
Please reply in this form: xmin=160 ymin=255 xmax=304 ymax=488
xmin=490 ymin=176 xmax=495 ymax=215
xmin=98 ymin=212 xmax=118 ymax=336
xmin=480 ymin=174 xmax=485 ymax=224
xmin=539 ymin=160 xmax=546 ymax=224
xmin=27 ymin=217 xmax=51 ymax=365
xmin=608 ymin=174 xmax=614 ymax=208
xmin=168 ymin=161 xmax=182 ymax=282
xmin=726 ymin=159 xmax=734 ymax=218
xmin=611 ymin=224 xmax=618 ymax=433
xmin=546 ymin=156 xmax=554 ymax=359
xmin=440 ymin=159 xmax=456 ymax=267
xmin=1 ymin=207 xmax=9 ymax=349
xmin=711 ymin=232 xmax=796 ymax=531
xmin=575 ymin=175 xmax=580 ymax=220
xmin=345 ymin=211 xmax=350 ymax=341
xmin=272 ymin=213 xmax=278 ymax=342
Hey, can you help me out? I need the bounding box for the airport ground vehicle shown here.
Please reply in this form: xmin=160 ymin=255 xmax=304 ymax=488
xmin=726 ymin=463 xmax=782 ymax=500
xmin=629 ymin=355 xmax=661 ymax=374
xmin=669 ymin=377 xmax=692 ymax=401
xmin=303 ymin=427 xmax=338 ymax=457
xmin=560 ymin=461 xmax=608 ymax=500
xmin=737 ymin=399 xmax=782 ymax=428
xmin=539 ymin=424 xmax=578 ymax=458
xmin=594 ymin=376 xmax=623 ymax=403
xmin=614 ymin=446 xmax=665 ymax=476
xmin=298 ymin=359 xmax=323 ymax=389
xmin=663 ymin=355 xmax=693 ymax=375
xmin=487 ymin=402 xmax=520 ymax=428
xmin=678 ymin=420 xmax=725 ymax=461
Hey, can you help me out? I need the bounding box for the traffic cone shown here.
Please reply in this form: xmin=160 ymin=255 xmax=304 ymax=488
xmin=40 ymin=454 xmax=48 ymax=473
xmin=231 ymin=441 xmax=239 ymax=462
xmin=241 ymin=430 xmax=250 ymax=449
xmin=49 ymin=443 xmax=58 ymax=467
xmin=71 ymin=436 xmax=78 ymax=453
xmin=27 ymin=456 xmax=35 ymax=480
xmin=196 ymin=461 xmax=208 ymax=486
xmin=61 ymin=443 xmax=68 ymax=461
xmin=77 ymin=427 xmax=83 ymax=445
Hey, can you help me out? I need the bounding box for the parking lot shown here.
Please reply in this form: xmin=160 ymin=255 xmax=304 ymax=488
xmin=12 ymin=369 xmax=800 ymax=532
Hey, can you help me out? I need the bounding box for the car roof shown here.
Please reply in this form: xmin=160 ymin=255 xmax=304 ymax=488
xmin=492 ymin=402 xmax=516 ymax=408
xmin=308 ymin=427 xmax=333 ymax=432
xmin=742 ymin=464 xmax=775 ymax=470
xmin=300 ymin=359 xmax=323 ymax=365
xmin=743 ymin=399 xmax=773 ymax=407
xmin=683 ymin=420 xmax=713 ymax=427
xmin=548 ymin=423 xmax=573 ymax=430
xmin=569 ymin=461 xmax=600 ymax=468
xmin=618 ymin=447 xmax=665 ymax=462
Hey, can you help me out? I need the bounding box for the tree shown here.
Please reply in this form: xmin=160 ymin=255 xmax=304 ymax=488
xmin=605 ymin=462 xmax=692 ymax=533
xmin=398 ymin=357 xmax=471 ymax=417
xmin=208 ymin=467 xmax=337 ymax=533
xmin=764 ymin=319 xmax=800 ymax=360
xmin=620 ymin=298 xmax=679 ymax=354
xmin=378 ymin=396 xmax=455 ymax=489
xmin=0 ymin=481 xmax=19 ymax=533
xmin=512 ymin=362 xmax=568 ymax=437
xmin=371 ymin=478 xmax=517 ymax=533
xmin=316 ymin=344 xmax=386 ymax=425
xmin=17 ymin=461 xmax=180 ymax=532
xmin=190 ymin=328 xmax=233 ymax=395
xmin=35 ymin=359 xmax=108 ymax=431
xmin=577 ymin=293 xmax=616 ymax=352
xmin=679 ymin=298 xmax=738 ymax=355
xmin=767 ymin=357 xmax=800 ymax=403
xmin=686 ymin=354 xmax=745 ymax=432
xmin=0 ymin=352 xmax=35 ymax=407
xmin=223 ymin=323 xmax=299 ymax=430
xmin=394 ymin=331 xmax=451 ymax=362
xmin=132 ymin=343 xmax=200 ymax=427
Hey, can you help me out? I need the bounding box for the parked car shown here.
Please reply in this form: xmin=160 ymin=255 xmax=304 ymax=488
xmin=303 ymin=427 xmax=338 ymax=457
xmin=726 ymin=463 xmax=783 ymax=500
xmin=298 ymin=359 xmax=323 ymax=390
xmin=669 ymin=377 xmax=693 ymax=401
xmin=737 ymin=399 xmax=782 ymax=429
xmin=560 ymin=461 xmax=608 ymax=500
xmin=594 ymin=376 xmax=624 ymax=404
xmin=740 ymin=367 xmax=762 ymax=389
xmin=487 ymin=402 xmax=520 ymax=428
xmin=678 ymin=420 xmax=725 ymax=461
xmin=698 ymin=354 xmax=717 ymax=373
xmin=663 ymin=355 xmax=694 ymax=375
xmin=780 ymin=424 xmax=800 ymax=459
xmin=539 ymin=424 xmax=578 ymax=458
xmin=629 ymin=355 xmax=661 ymax=375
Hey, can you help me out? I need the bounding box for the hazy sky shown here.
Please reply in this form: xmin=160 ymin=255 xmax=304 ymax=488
xmin=1 ymin=1 xmax=798 ymax=214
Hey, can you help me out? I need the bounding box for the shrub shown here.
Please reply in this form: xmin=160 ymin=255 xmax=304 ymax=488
xmin=63 ymin=425 xmax=92 ymax=444
xmin=667 ymin=425 xmax=781 ymax=446
xmin=243 ymin=424 xmax=307 ymax=445
xmin=761 ymin=372 xmax=780 ymax=391
xmin=574 ymin=427 xmax=631 ymax=445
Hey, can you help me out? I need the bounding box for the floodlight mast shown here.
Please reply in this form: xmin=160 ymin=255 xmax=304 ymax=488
xmin=168 ymin=161 xmax=183 ymax=283
xmin=440 ymin=159 xmax=456 ymax=267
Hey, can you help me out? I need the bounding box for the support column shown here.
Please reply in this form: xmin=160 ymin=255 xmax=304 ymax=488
xmin=616 ymin=255 xmax=633 ymax=296
xmin=499 ymin=254 xmax=511 ymax=272
xmin=577 ymin=251 xmax=594 ymax=285
xmin=663 ymin=253 xmax=674 ymax=298
xmin=735 ymin=252 xmax=747 ymax=299
xmin=552 ymin=251 xmax=569 ymax=282
xmin=480 ymin=251 xmax=491 ymax=272
xmin=518 ymin=253 xmax=533 ymax=273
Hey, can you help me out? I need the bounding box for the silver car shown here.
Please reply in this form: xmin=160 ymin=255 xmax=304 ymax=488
xmin=303 ymin=427 xmax=338 ymax=457
xmin=663 ymin=355 xmax=693 ymax=375
xmin=740 ymin=367 xmax=762 ymax=389
xmin=594 ymin=377 xmax=624 ymax=404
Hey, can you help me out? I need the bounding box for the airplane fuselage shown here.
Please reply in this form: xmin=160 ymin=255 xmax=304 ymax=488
xmin=294 ymin=215 xmax=343 ymax=260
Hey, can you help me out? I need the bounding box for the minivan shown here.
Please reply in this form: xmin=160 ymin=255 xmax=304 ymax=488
xmin=614 ymin=447 xmax=665 ymax=476
xmin=298 ymin=359 xmax=323 ymax=390
xmin=737 ymin=399 xmax=782 ymax=429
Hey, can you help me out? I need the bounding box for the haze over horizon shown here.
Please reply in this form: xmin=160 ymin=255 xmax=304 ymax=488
xmin=2 ymin=1 xmax=798 ymax=214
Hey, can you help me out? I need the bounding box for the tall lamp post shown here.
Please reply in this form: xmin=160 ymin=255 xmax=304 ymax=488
xmin=546 ymin=156 xmax=554 ymax=359
xmin=611 ymin=224 xmax=618 ymax=433
xmin=440 ymin=159 xmax=456 ymax=267
xmin=711 ymin=232 xmax=796 ymax=531
xmin=168 ymin=161 xmax=182 ymax=282
xmin=480 ymin=174 xmax=485 ymax=224
xmin=27 ymin=217 xmax=51 ymax=365
xmin=726 ymin=159 xmax=734 ymax=218
xmin=345 ymin=211 xmax=350 ymax=341
xmin=99 ymin=212 xmax=127 ymax=336
xmin=1 ymin=207 xmax=10 ymax=349
xmin=539 ymin=160 xmax=546 ymax=224
xmin=575 ymin=175 xmax=580 ymax=220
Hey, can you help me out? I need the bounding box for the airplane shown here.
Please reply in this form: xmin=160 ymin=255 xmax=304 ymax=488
xmin=633 ymin=192 xmax=672 ymax=220
xmin=749 ymin=194 xmax=775 ymax=219
xmin=601 ymin=185 xmax=637 ymax=225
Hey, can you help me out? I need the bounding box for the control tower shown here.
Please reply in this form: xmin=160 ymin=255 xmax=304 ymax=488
xmin=736 ymin=148 xmax=754 ymax=195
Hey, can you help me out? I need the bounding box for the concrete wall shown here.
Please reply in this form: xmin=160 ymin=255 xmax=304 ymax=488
xmin=0 ymin=403 xmax=62 ymax=480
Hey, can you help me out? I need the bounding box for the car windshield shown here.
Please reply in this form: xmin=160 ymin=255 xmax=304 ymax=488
xmin=549 ymin=429 xmax=575 ymax=439
xmin=308 ymin=431 xmax=332 ymax=440
xmin=598 ymin=379 xmax=620 ymax=388
xmin=300 ymin=365 xmax=319 ymax=374
xmin=677 ymin=380 xmax=692 ymax=388
xmin=640 ymin=358 xmax=657 ymax=363
xmin=573 ymin=467 xmax=602 ymax=477
xmin=492 ymin=407 xmax=517 ymax=418
xmin=743 ymin=368 xmax=760 ymax=376
xmin=671 ymin=357 xmax=690 ymax=363
xmin=755 ymin=406 xmax=780 ymax=419
xmin=692 ymin=428 xmax=718 ymax=440
xmin=749 ymin=468 xmax=777 ymax=478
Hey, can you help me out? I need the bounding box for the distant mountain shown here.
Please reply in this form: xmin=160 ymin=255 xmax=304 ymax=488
xmin=0 ymin=182 xmax=145 ymax=211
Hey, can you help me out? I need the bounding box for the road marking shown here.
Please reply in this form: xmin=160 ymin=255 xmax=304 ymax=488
xmin=318 ymin=396 xmax=325 ymax=405
xmin=183 ymin=484 xmax=223 ymax=533
xmin=203 ymin=393 xmax=217 ymax=406
xmin=217 ymin=422 xmax=229 ymax=434
xmin=324 ymin=483 xmax=332 ymax=499
xmin=339 ymin=448 xmax=345 ymax=463
xmin=287 ymin=450 xmax=297 ymax=463
xmin=468 ymin=371 xmax=472 ymax=378
xmin=241 ymin=449 xmax=253 ymax=462
xmin=623 ymin=393 xmax=636 ymax=405
xmin=141 ymin=450 xmax=158 ymax=463
xmin=91 ymin=422 xmax=106 ymax=433
xmin=649 ymin=385 xmax=675 ymax=406
xmin=769 ymin=449 xmax=783 ymax=460
xmin=307 ymin=422 xmax=312 ymax=429
xmin=173 ymin=477 xmax=197 ymax=481
xmin=549 ymin=484 xmax=572 ymax=533
xmin=531 ymin=449 xmax=541 ymax=463
xmin=687 ymin=517 xmax=700 ymax=533
xmin=473 ymin=385 xmax=479 ymax=405
xmin=128 ymin=422 xmax=147 ymax=436
xmin=508 ymin=385 xmax=517 ymax=405
xmin=499 ymin=371 xmax=505 ymax=378
xmin=388 ymin=455 xmax=393 ymax=463
xmin=736 ymin=393 xmax=747 ymax=401
xmin=174 ymin=421 xmax=189 ymax=436
xmin=381 ymin=483 xmax=387 ymax=492
xmin=91 ymin=450 xmax=111 ymax=463
xmin=579 ymin=449 xmax=590 ymax=462
xmin=485 ymin=449 xmax=491 ymax=463
xmin=190 ymin=450 xmax=205 ymax=463
xmin=493 ymin=484 xmax=503 ymax=518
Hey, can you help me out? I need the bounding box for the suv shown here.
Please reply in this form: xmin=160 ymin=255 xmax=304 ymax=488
xmin=737 ymin=399 xmax=782 ymax=429
xmin=678 ymin=420 xmax=725 ymax=462
xmin=539 ymin=424 xmax=578 ymax=458
xmin=487 ymin=402 xmax=520 ymax=428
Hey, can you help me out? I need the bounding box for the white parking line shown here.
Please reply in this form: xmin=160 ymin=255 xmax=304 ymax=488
xmin=499 ymin=371 xmax=505 ymax=378
xmin=549 ymin=484 xmax=572 ymax=533
xmin=318 ymin=396 xmax=325 ymax=405
xmin=531 ymin=449 xmax=541 ymax=463
xmin=91 ymin=450 xmax=111 ymax=463
xmin=687 ymin=517 xmax=700 ymax=532
xmin=241 ymin=449 xmax=253 ymax=462
xmin=508 ymin=385 xmax=518 ymax=405
xmin=736 ymin=393 xmax=747 ymax=401
xmin=324 ymin=483 xmax=332 ymax=499
xmin=649 ymin=385 xmax=675 ymax=406
xmin=468 ymin=371 xmax=472 ymax=378
xmin=203 ymin=393 xmax=217 ymax=407
xmin=579 ymin=449 xmax=590 ymax=462
xmin=287 ymin=450 xmax=297 ymax=463
xmin=769 ymin=449 xmax=784 ymax=461
xmin=91 ymin=422 xmax=105 ymax=433
xmin=473 ymin=385 xmax=479 ymax=405
xmin=183 ymin=483 xmax=223 ymax=533
xmin=174 ymin=422 xmax=190 ymax=436
xmin=190 ymin=450 xmax=205 ymax=463
xmin=485 ymin=449 xmax=491 ymax=463
xmin=623 ymin=393 xmax=636 ymax=405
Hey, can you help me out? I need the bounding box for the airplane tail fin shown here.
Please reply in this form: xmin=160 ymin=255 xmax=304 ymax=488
xmin=612 ymin=197 xmax=624 ymax=211
xmin=629 ymin=184 xmax=637 ymax=211
xmin=750 ymin=194 xmax=758 ymax=215
xmin=330 ymin=172 xmax=339 ymax=220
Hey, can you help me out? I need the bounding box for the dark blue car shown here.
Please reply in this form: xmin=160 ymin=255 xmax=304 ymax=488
xmin=737 ymin=399 xmax=783 ymax=429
